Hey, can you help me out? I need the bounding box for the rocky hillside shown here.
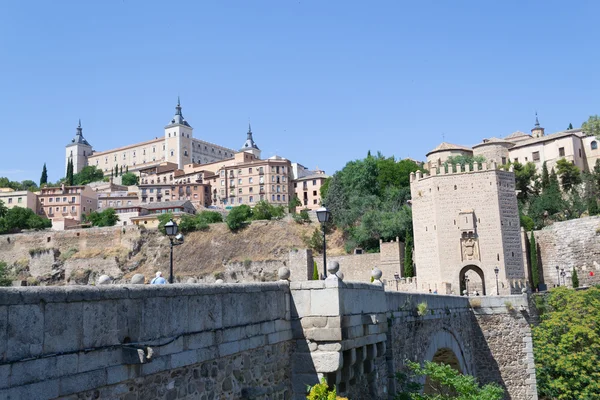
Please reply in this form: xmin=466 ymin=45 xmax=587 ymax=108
xmin=0 ymin=220 xmax=345 ymax=285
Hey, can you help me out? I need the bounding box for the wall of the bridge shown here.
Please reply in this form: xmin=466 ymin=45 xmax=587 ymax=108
xmin=0 ymin=281 xmax=537 ymax=399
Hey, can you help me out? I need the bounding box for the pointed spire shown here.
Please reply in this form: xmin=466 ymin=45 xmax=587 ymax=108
xmin=535 ymin=112 xmax=540 ymax=128
xmin=76 ymin=119 xmax=83 ymax=135
xmin=175 ymin=97 xmax=182 ymax=116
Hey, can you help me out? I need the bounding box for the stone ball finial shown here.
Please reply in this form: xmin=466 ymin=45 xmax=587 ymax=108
xmin=463 ymin=290 xmax=468 ymax=296
xmin=371 ymin=267 xmax=382 ymax=280
xmin=186 ymin=277 xmax=198 ymax=284
xmin=521 ymin=287 xmax=528 ymax=294
xmin=336 ymin=271 xmax=344 ymax=281
xmin=278 ymin=267 xmax=291 ymax=281
xmin=130 ymin=274 xmax=145 ymax=284
xmin=215 ymin=279 xmax=224 ymax=284
xmin=97 ymin=275 xmax=112 ymax=285
xmin=327 ymin=261 xmax=340 ymax=275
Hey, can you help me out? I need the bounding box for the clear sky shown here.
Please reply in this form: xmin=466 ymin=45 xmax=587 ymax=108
xmin=1 ymin=1 xmax=598 ymax=183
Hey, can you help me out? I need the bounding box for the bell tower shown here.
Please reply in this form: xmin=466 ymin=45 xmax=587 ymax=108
xmin=65 ymin=120 xmax=93 ymax=174
xmin=164 ymin=97 xmax=193 ymax=168
xmin=240 ymin=123 xmax=261 ymax=159
xmin=531 ymin=112 xmax=545 ymax=138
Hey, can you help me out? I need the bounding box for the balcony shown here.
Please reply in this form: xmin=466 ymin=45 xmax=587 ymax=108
xmin=258 ymin=170 xmax=264 ymax=175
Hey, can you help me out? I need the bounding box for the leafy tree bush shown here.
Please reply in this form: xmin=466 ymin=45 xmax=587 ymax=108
xmin=444 ymin=154 xmax=486 ymax=172
xmin=582 ymin=115 xmax=600 ymax=137
xmin=571 ymin=268 xmax=579 ymax=288
xmin=0 ymin=177 xmax=39 ymax=191
xmin=0 ymin=261 xmax=12 ymax=287
xmin=395 ymin=360 xmax=504 ymax=399
xmin=85 ymin=208 xmax=120 ymax=227
xmin=304 ymin=228 xmax=324 ymax=254
xmin=73 ymin=166 xmax=104 ymax=186
xmin=555 ymin=158 xmax=582 ymax=192
xmin=66 ymin=159 xmax=74 ymax=185
xmin=157 ymin=212 xmax=174 ymax=234
xmin=289 ymin=195 xmax=302 ymax=213
xmin=0 ymin=200 xmax=7 ymax=218
xmin=293 ymin=208 xmax=311 ymax=224
xmin=226 ymin=205 xmax=252 ymax=231
xmin=198 ymin=211 xmax=223 ymax=224
xmin=533 ymin=287 xmax=600 ymax=399
xmin=306 ymin=377 xmax=347 ymax=400
xmin=252 ymin=200 xmax=284 ymax=221
xmin=0 ymin=207 xmax=51 ymax=234
xmin=121 ymin=172 xmax=139 ymax=186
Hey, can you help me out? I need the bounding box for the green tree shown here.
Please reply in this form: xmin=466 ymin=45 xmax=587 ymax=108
xmin=66 ymin=159 xmax=74 ymax=186
xmin=73 ymin=166 xmax=104 ymax=186
xmin=582 ymin=115 xmax=600 ymax=137
xmin=226 ymin=205 xmax=252 ymax=231
xmin=320 ymin=177 xmax=331 ymax=200
xmin=252 ymin=200 xmax=284 ymax=221
xmin=568 ymin=123 xmax=573 ymax=130
xmin=40 ymin=163 xmax=48 ymax=187
xmin=512 ymin=161 xmax=538 ymax=201
xmin=121 ymin=172 xmax=139 ymax=186
xmin=197 ymin=211 xmax=223 ymax=224
xmin=20 ymin=180 xmax=38 ymax=192
xmin=404 ymin=231 xmax=414 ymax=277
xmin=312 ymin=261 xmax=319 ymax=280
xmin=0 ymin=200 xmax=7 ymax=218
xmin=533 ymin=287 xmax=600 ymax=399
xmin=556 ymin=158 xmax=582 ymax=192
xmin=289 ymin=195 xmax=302 ymax=213
xmin=0 ymin=261 xmax=12 ymax=287
xmin=530 ymin=231 xmax=539 ymax=290
xmin=157 ymin=212 xmax=174 ymax=234
xmin=1 ymin=207 xmax=51 ymax=233
xmin=540 ymin=161 xmax=550 ymax=190
xmin=571 ymin=268 xmax=579 ymax=288
xmin=85 ymin=208 xmax=120 ymax=227
xmin=119 ymin=165 xmax=123 ymax=176
xmin=395 ymin=360 xmax=504 ymax=400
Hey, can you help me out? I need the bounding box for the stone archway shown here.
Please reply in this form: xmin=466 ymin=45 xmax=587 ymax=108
xmin=422 ymin=330 xmax=471 ymax=395
xmin=459 ymin=265 xmax=486 ymax=296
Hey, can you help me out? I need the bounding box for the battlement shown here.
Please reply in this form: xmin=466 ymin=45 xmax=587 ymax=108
xmin=410 ymin=161 xmax=514 ymax=183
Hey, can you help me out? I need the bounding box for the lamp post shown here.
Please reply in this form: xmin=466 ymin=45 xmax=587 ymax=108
xmin=560 ymin=268 xmax=566 ymax=287
xmin=315 ymin=207 xmax=331 ymax=279
xmin=464 ymin=274 xmax=470 ymax=296
xmin=494 ymin=266 xmax=500 ymax=295
xmin=164 ymin=219 xmax=184 ymax=284
xmin=556 ymin=266 xmax=560 ymax=286
xmin=394 ymin=272 xmax=400 ymax=291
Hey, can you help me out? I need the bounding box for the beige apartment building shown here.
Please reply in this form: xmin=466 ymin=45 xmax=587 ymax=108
xmin=130 ymin=200 xmax=196 ymax=228
xmin=38 ymin=185 xmax=98 ymax=230
xmin=293 ymin=169 xmax=329 ymax=211
xmin=0 ymin=189 xmax=38 ymax=212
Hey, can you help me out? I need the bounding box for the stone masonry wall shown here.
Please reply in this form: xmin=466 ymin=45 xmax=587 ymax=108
xmin=0 ymin=283 xmax=293 ymax=399
xmin=534 ymin=216 xmax=600 ymax=288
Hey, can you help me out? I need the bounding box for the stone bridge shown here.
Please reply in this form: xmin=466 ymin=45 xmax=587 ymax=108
xmin=0 ymin=279 xmax=537 ymax=399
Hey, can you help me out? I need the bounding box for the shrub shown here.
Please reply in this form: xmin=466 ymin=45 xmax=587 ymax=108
xmin=416 ymin=302 xmax=428 ymax=316
xmin=306 ymin=378 xmax=347 ymax=400
xmin=0 ymin=261 xmax=12 ymax=286
xmin=572 ymin=268 xmax=579 ymax=288
xmin=303 ymin=228 xmax=324 ymax=254
xmin=226 ymin=205 xmax=252 ymax=231
xmin=121 ymin=172 xmax=139 ymax=186
xmin=252 ymin=200 xmax=285 ymax=221
xmin=312 ymin=261 xmax=319 ymax=280
xmin=504 ymin=301 xmax=514 ymax=311
xmin=243 ymin=259 xmax=252 ymax=268
xmin=293 ymin=208 xmax=311 ymax=224
xmin=85 ymin=208 xmax=119 ymax=227
xmin=59 ymin=247 xmax=79 ymax=261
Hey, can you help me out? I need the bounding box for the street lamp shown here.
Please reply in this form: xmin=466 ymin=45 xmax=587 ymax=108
xmin=560 ymin=268 xmax=566 ymax=287
xmin=315 ymin=207 xmax=331 ymax=279
xmin=164 ymin=219 xmax=184 ymax=284
xmin=394 ymin=272 xmax=400 ymax=291
xmin=556 ymin=266 xmax=560 ymax=287
xmin=494 ymin=266 xmax=500 ymax=295
xmin=464 ymin=274 xmax=470 ymax=296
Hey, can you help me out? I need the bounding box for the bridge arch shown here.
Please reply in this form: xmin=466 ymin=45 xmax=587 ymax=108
xmin=423 ymin=329 xmax=471 ymax=376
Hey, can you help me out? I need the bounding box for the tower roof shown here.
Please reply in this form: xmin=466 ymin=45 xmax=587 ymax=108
xmin=426 ymin=142 xmax=472 ymax=157
xmin=68 ymin=119 xmax=91 ymax=146
xmin=241 ymin=123 xmax=260 ymax=151
xmin=533 ymin=112 xmax=543 ymax=129
xmin=167 ymin=97 xmax=191 ymax=127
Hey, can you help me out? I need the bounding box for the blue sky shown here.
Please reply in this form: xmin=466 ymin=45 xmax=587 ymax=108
xmin=1 ymin=1 xmax=598 ymax=183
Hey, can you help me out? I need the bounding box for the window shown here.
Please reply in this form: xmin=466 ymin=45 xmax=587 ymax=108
xmin=249 ymin=196 xmax=254 ymax=203
xmin=592 ymin=141 xmax=598 ymax=150
xmin=55 ymin=197 xmax=60 ymax=202
xmin=313 ymin=199 xmax=317 ymax=205
xmin=238 ymin=178 xmax=242 ymax=185
xmin=249 ymin=177 xmax=253 ymax=184
xmin=579 ymin=148 xmax=582 ymax=157
xmin=238 ymin=197 xmax=242 ymax=204
xmin=71 ymin=197 xmax=75 ymax=203
xmin=7 ymin=198 xmax=12 ymax=204
xmin=170 ymin=151 xmax=174 ymax=157
xmin=277 ymin=195 xmax=281 ymax=201
xmin=49 ymin=198 xmax=53 ymax=203
xmin=313 ymin=190 xmax=317 ymax=196
xmin=271 ymin=194 xmax=275 ymax=201
xmin=559 ymin=147 xmax=565 ymax=157
xmin=249 ymin=168 xmax=253 ymax=173
xmin=501 ymin=157 xmax=507 ymax=165
xmin=282 ymin=195 xmax=286 ymax=201
xmin=238 ymin=188 xmax=243 ymax=194
xmin=238 ymin=169 xmax=242 ymax=175
xmin=133 ymin=151 xmax=136 ymax=157
xmin=17 ymin=197 xmax=22 ymax=203
xmin=63 ymin=197 xmax=67 ymax=202
xmin=153 ymin=147 xmax=156 ymax=153
xmin=513 ymin=158 xmax=518 ymax=163
xmin=221 ymin=180 xmax=224 ymax=186
xmin=184 ymin=150 xmax=188 ymax=156
xmin=249 ymin=187 xmax=253 ymax=193
xmin=313 ymin=180 xmax=317 ymax=186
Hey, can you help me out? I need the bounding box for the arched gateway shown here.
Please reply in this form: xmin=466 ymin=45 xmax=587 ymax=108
xmin=459 ymin=265 xmax=486 ymax=295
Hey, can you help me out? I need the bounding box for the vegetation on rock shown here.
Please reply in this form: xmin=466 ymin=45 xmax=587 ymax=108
xmin=85 ymin=208 xmax=120 ymax=227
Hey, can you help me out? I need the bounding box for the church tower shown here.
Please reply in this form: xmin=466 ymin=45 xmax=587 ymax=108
xmin=240 ymin=123 xmax=261 ymax=159
xmin=65 ymin=120 xmax=93 ymax=174
xmin=164 ymin=97 xmax=193 ymax=168
xmin=531 ymin=113 xmax=545 ymax=138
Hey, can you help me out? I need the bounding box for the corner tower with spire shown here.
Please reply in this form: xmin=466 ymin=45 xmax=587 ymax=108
xmin=240 ymin=123 xmax=261 ymax=159
xmin=164 ymin=97 xmax=193 ymax=168
xmin=65 ymin=120 xmax=93 ymax=174
xmin=531 ymin=112 xmax=545 ymax=138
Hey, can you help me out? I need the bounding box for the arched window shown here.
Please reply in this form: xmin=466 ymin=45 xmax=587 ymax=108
xmin=592 ymin=141 xmax=598 ymax=150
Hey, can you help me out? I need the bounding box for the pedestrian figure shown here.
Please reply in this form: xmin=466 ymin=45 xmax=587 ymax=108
xmin=151 ymin=271 xmax=167 ymax=284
